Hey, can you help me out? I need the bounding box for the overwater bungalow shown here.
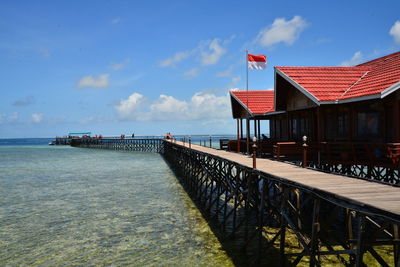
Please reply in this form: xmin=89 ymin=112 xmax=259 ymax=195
xmin=229 ymin=51 xmax=400 ymax=182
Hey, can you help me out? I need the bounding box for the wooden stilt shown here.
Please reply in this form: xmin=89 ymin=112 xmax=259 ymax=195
xmin=356 ymin=215 xmax=366 ymax=267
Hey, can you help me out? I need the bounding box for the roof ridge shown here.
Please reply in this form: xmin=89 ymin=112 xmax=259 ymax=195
xmin=337 ymin=70 xmax=370 ymax=100
xmin=356 ymin=51 xmax=400 ymax=67
xmin=275 ymin=66 xmax=370 ymax=69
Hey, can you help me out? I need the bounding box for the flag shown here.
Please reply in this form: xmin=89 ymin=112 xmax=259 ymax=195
xmin=248 ymin=54 xmax=267 ymax=69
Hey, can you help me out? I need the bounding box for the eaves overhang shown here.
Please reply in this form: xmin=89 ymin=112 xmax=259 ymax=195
xmin=230 ymin=91 xmax=254 ymax=118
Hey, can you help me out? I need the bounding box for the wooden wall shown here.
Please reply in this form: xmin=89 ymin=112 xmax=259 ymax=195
xmin=269 ymin=93 xmax=400 ymax=143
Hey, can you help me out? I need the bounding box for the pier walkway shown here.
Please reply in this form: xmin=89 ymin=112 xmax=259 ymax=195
xmin=70 ymin=136 xmax=400 ymax=265
xmin=174 ymin=140 xmax=400 ymax=222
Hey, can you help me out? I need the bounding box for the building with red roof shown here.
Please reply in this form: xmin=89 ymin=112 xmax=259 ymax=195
xmin=271 ymin=51 xmax=400 ymax=143
xmin=229 ymin=51 xmax=400 ymax=175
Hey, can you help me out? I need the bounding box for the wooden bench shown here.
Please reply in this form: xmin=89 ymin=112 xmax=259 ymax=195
xmin=319 ymin=142 xmax=398 ymax=169
xmin=219 ymin=139 xmax=229 ymax=150
xmin=386 ymin=143 xmax=400 ymax=169
xmin=273 ymin=142 xmax=302 ymax=159
xmin=256 ymin=139 xmax=275 ymax=156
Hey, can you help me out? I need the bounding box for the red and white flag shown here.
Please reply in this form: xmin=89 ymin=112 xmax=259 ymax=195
xmin=248 ymin=54 xmax=267 ymax=69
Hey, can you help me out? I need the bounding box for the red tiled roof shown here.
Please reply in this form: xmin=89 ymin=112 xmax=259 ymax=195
xmin=231 ymin=90 xmax=274 ymax=114
xmin=276 ymin=51 xmax=400 ymax=102
xmin=343 ymin=51 xmax=400 ymax=99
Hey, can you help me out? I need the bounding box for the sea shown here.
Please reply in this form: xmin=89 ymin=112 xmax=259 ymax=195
xmin=0 ymin=137 xmax=237 ymax=266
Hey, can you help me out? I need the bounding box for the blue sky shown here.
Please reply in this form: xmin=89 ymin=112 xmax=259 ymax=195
xmin=1 ymin=0 xmax=400 ymax=138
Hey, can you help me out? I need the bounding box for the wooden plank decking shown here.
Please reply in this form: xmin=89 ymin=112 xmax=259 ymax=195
xmin=174 ymin=141 xmax=400 ymax=220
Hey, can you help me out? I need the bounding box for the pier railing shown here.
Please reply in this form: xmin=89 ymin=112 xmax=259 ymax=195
xmin=163 ymin=140 xmax=400 ymax=266
xmin=225 ymin=139 xmax=400 ymax=185
xmin=68 ymin=137 xmax=399 ymax=266
xmin=70 ymin=137 xmax=164 ymax=153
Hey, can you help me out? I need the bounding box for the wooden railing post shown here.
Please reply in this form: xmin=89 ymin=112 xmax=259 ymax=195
xmin=303 ymin=135 xmax=308 ymax=168
xmin=253 ymin=136 xmax=257 ymax=169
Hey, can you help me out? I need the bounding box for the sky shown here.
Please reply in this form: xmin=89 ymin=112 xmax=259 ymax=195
xmin=1 ymin=0 xmax=400 ymax=138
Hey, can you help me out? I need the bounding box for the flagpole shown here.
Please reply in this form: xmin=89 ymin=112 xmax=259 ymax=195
xmin=246 ymin=50 xmax=249 ymax=155
xmin=246 ymin=50 xmax=249 ymax=108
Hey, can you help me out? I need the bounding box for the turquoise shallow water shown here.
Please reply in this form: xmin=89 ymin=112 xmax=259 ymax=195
xmin=0 ymin=145 xmax=233 ymax=266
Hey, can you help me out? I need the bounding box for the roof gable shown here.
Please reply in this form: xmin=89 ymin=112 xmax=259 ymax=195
xmin=230 ymin=90 xmax=274 ymax=117
xmin=275 ymin=51 xmax=400 ymax=103
xmin=276 ymin=66 xmax=371 ymax=102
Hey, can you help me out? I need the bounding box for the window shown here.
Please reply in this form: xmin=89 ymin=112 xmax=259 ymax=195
xmin=325 ymin=110 xmax=336 ymax=140
xmin=357 ymin=111 xmax=379 ymax=136
xmin=337 ymin=112 xmax=349 ymax=137
xmin=291 ymin=118 xmax=298 ymax=138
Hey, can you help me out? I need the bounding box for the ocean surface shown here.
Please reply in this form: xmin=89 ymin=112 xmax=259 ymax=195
xmin=0 ymin=138 xmax=235 ymax=266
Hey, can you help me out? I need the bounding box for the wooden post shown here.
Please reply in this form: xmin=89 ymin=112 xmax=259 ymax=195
xmin=209 ymin=135 xmax=212 ymax=148
xmin=254 ymin=119 xmax=257 ymax=140
xmin=240 ymin=118 xmax=243 ymax=141
xmin=280 ymin=186 xmax=289 ymax=266
xmin=189 ymin=136 xmax=191 ymax=149
xmin=303 ymin=135 xmax=308 ymax=168
xmin=393 ymin=224 xmax=399 ymax=267
xmin=258 ymin=119 xmax=261 ymax=139
xmin=253 ymin=136 xmax=257 ymax=169
xmin=246 ymin=119 xmax=250 ymax=154
xmin=356 ymin=215 xmax=366 ymax=266
xmin=310 ymin=199 xmax=321 ymax=267
xmin=237 ymin=119 xmax=240 ymax=152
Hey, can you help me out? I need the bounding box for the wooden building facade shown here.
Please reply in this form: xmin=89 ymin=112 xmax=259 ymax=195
xmin=229 ymin=51 xmax=400 ymax=182
xmin=269 ymin=85 xmax=400 ymax=144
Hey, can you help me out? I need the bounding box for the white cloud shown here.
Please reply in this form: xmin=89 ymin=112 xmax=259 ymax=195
xmin=160 ymin=37 xmax=229 ymax=68
xmin=390 ymin=20 xmax=400 ymax=44
xmin=216 ymin=70 xmax=231 ymax=77
xmin=109 ymin=58 xmax=130 ymax=71
xmin=115 ymin=93 xmax=146 ymax=119
xmin=189 ymin=92 xmax=231 ymax=119
xmin=150 ymin=95 xmax=188 ymax=115
xmin=256 ymin=16 xmax=308 ymax=47
xmin=159 ymin=51 xmax=191 ymax=67
xmin=77 ymin=74 xmax=110 ymax=88
xmin=216 ymin=67 xmax=233 ymax=77
xmin=0 ymin=112 xmax=19 ymax=124
xmin=201 ymin=39 xmax=226 ymax=65
xmin=111 ymin=17 xmax=121 ymax=24
xmin=340 ymin=51 xmax=363 ymax=66
xmin=31 ymin=113 xmax=43 ymax=123
xmin=110 ymin=63 xmax=124 ymax=71
xmin=184 ymin=67 xmax=199 ymax=78
xmin=115 ymin=92 xmax=231 ymax=121
xmin=231 ymin=76 xmax=241 ymax=84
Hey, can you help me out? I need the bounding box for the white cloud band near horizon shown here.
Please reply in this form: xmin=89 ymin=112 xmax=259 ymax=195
xmin=115 ymin=91 xmax=231 ymax=121
xmin=0 ymin=112 xmax=19 ymax=124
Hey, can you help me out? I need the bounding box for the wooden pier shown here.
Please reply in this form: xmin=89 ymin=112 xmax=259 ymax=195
xmin=69 ymin=137 xmax=400 ymax=266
